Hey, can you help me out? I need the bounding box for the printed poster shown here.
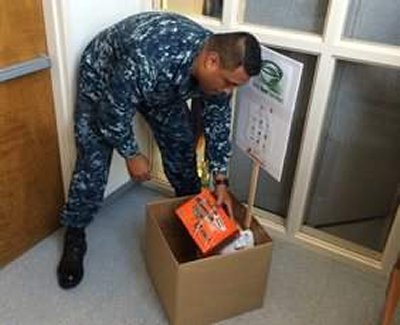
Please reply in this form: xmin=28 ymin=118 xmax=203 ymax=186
xmin=235 ymin=46 xmax=303 ymax=181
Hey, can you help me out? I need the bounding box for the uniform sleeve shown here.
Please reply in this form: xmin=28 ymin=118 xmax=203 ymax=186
xmin=95 ymin=57 xmax=155 ymax=158
xmin=202 ymin=94 xmax=233 ymax=176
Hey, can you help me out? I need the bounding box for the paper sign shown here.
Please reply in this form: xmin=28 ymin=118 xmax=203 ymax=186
xmin=235 ymin=46 xmax=303 ymax=181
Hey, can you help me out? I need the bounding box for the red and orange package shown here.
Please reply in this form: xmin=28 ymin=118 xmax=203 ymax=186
xmin=175 ymin=189 xmax=239 ymax=255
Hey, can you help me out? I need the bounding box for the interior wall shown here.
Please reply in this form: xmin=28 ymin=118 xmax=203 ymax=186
xmin=45 ymin=0 xmax=152 ymax=197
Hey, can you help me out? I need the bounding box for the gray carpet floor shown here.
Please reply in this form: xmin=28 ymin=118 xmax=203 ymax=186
xmin=1 ymin=184 xmax=399 ymax=325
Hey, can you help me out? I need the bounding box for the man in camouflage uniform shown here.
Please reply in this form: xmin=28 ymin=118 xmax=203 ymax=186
xmin=57 ymin=11 xmax=261 ymax=289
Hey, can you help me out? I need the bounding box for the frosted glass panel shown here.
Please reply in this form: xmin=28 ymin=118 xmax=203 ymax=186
xmin=305 ymin=61 xmax=400 ymax=252
xmin=166 ymin=0 xmax=223 ymax=19
xmin=344 ymin=0 xmax=400 ymax=46
xmin=230 ymin=49 xmax=316 ymax=217
xmin=242 ymin=0 xmax=329 ymax=34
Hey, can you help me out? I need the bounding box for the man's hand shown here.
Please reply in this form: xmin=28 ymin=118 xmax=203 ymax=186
xmin=126 ymin=154 xmax=151 ymax=182
xmin=214 ymin=183 xmax=233 ymax=218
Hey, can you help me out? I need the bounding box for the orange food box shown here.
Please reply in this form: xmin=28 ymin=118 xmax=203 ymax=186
xmin=175 ymin=189 xmax=240 ymax=255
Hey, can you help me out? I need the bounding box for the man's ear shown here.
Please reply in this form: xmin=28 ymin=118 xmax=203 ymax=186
xmin=204 ymin=51 xmax=221 ymax=70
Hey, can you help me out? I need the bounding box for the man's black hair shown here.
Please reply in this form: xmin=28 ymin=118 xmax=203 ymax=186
xmin=206 ymin=32 xmax=261 ymax=76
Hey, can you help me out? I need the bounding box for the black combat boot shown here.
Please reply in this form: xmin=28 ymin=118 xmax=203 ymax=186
xmin=57 ymin=227 xmax=87 ymax=289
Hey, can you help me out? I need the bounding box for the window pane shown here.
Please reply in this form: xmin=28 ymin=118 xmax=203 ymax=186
xmin=242 ymin=0 xmax=329 ymax=34
xmin=230 ymin=49 xmax=317 ymax=217
xmin=166 ymin=0 xmax=223 ymax=19
xmin=344 ymin=0 xmax=400 ymax=46
xmin=304 ymin=61 xmax=400 ymax=252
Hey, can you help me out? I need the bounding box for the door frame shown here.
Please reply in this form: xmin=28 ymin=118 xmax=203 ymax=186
xmin=42 ymin=0 xmax=76 ymax=197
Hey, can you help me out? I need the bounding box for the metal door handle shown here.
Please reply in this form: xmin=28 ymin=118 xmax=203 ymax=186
xmin=0 ymin=55 xmax=51 ymax=83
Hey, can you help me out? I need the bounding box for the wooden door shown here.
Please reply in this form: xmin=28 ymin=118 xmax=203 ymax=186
xmin=0 ymin=0 xmax=64 ymax=265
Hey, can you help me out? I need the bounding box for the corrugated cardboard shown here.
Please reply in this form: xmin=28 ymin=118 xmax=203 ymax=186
xmin=144 ymin=195 xmax=272 ymax=325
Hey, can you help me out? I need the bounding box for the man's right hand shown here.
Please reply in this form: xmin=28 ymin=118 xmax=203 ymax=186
xmin=126 ymin=154 xmax=151 ymax=182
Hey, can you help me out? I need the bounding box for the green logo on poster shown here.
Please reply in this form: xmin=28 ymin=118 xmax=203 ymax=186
xmin=260 ymin=60 xmax=283 ymax=98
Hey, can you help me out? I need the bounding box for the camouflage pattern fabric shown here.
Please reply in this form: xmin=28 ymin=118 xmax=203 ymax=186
xmin=61 ymin=12 xmax=232 ymax=228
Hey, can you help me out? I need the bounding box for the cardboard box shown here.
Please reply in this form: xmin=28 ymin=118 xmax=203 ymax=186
xmin=175 ymin=189 xmax=239 ymax=255
xmin=144 ymin=195 xmax=273 ymax=325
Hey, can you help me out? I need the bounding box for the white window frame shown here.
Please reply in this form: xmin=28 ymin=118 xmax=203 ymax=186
xmin=153 ymin=0 xmax=400 ymax=274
